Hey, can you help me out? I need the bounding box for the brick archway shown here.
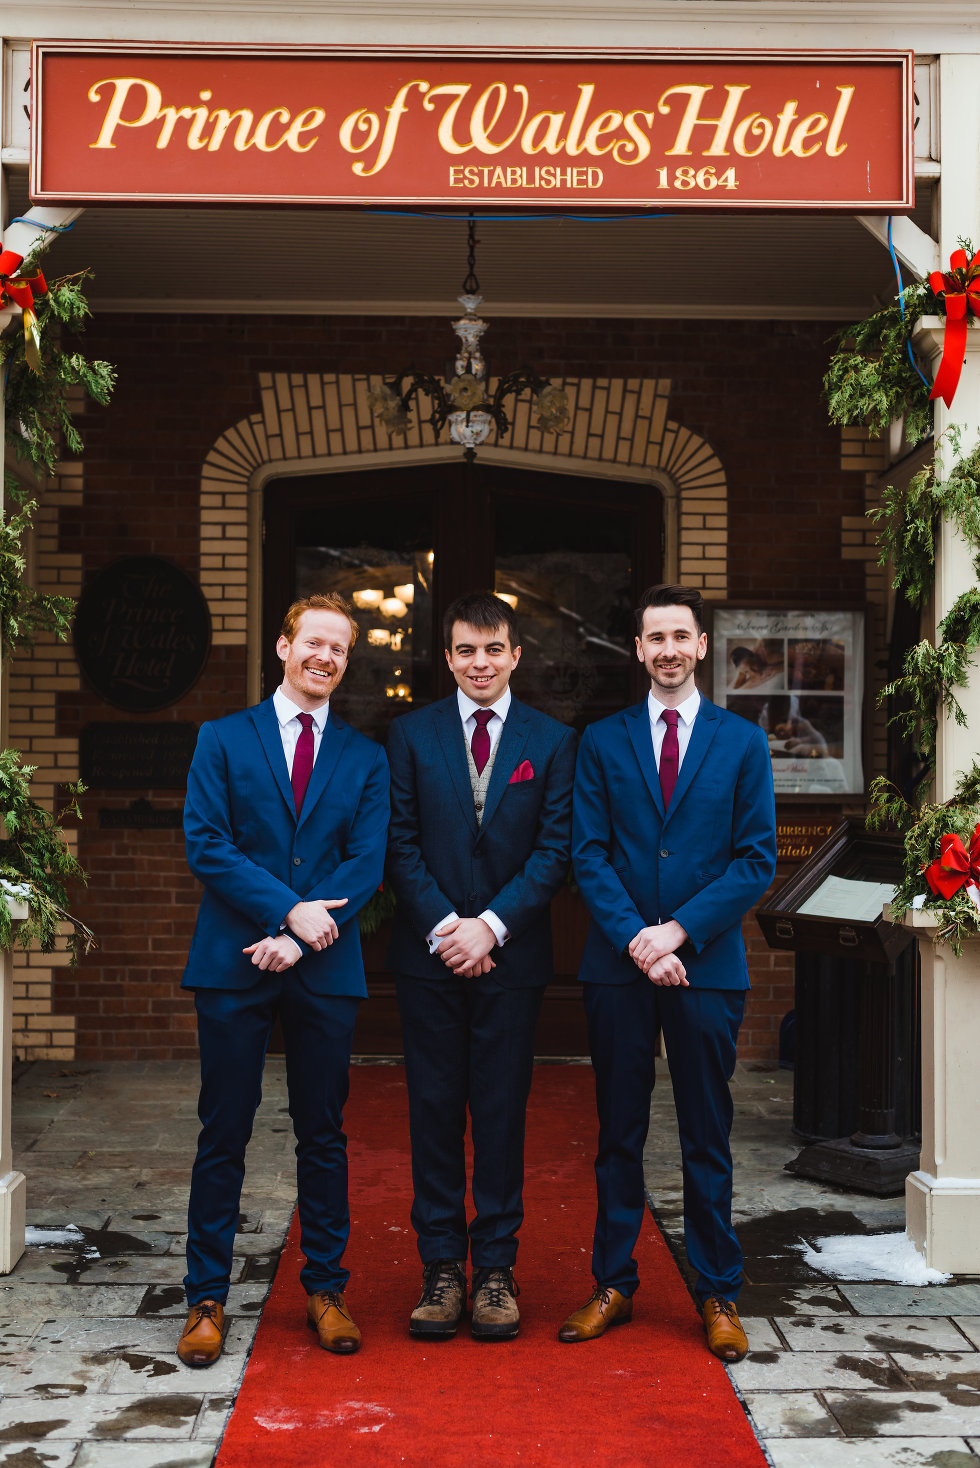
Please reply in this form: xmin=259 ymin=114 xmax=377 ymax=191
xmin=199 ymin=372 xmax=729 ymax=647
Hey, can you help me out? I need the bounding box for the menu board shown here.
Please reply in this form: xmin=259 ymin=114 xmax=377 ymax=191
xmin=712 ymin=608 xmax=864 ymax=796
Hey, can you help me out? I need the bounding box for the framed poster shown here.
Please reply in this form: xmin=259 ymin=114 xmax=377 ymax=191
xmin=709 ymin=607 xmax=865 ymax=797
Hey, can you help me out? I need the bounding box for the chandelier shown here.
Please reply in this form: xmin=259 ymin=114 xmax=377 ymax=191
xmin=368 ymin=218 xmax=569 ymax=454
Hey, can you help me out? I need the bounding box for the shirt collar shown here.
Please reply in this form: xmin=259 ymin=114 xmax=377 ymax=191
xmin=648 ymin=687 xmax=700 ymax=728
xmin=457 ymin=685 xmax=512 ymax=724
xmin=274 ymin=685 xmax=329 ymax=733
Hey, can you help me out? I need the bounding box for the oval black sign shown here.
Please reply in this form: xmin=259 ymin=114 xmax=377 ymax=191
xmin=73 ymin=556 xmax=211 ymax=713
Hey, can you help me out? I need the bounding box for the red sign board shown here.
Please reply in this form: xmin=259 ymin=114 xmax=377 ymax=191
xmin=31 ymin=44 xmax=913 ymax=211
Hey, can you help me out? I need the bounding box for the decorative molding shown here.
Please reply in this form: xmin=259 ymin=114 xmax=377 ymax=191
xmin=199 ymin=371 xmax=729 ymax=648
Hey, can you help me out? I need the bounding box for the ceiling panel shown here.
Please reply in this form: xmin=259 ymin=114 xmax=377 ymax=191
xmin=6 ymin=170 xmax=926 ymax=319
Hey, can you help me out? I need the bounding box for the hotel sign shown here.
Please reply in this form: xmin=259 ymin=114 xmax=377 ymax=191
xmin=31 ymin=45 xmax=914 ymax=211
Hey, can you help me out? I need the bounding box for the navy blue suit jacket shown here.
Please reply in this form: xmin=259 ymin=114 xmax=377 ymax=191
xmin=385 ymin=695 xmax=577 ymax=988
xmin=182 ymin=697 xmax=390 ymax=996
xmin=573 ymin=695 xmax=776 ymax=990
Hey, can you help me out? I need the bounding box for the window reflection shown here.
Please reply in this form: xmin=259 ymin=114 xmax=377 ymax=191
xmin=296 ymin=541 xmax=433 ymax=743
xmin=494 ymin=496 xmax=634 ymax=730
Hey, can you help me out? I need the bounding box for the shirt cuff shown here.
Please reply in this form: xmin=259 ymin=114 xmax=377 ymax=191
xmin=479 ymin=909 xmax=509 ymax=946
xmin=426 ymin=912 xmax=459 ymax=953
xmin=282 ymin=935 xmax=304 ymax=965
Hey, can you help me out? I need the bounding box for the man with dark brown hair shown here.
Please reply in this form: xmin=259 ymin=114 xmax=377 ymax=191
xmin=559 ymin=584 xmax=776 ymax=1362
xmin=386 ymin=591 xmax=576 ymax=1342
xmin=177 ymin=593 xmax=389 ymax=1366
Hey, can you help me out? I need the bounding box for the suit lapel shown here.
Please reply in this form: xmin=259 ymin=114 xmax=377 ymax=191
xmin=296 ymin=711 xmax=349 ymax=831
xmin=626 ymin=701 xmax=665 ymax=820
xmin=663 ymin=695 xmax=721 ymax=824
xmin=252 ymin=697 xmax=295 ymax=817
xmin=434 ymin=698 xmax=479 ymax=837
xmin=479 ymin=700 xmax=531 ymax=836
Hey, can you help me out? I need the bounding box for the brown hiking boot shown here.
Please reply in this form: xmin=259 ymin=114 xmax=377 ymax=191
xmin=471 ymin=1266 xmax=520 ymax=1341
xmin=409 ymin=1259 xmax=467 ymax=1338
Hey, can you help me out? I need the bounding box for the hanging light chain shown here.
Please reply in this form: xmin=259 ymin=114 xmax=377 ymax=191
xmin=461 ymin=215 xmax=480 ymax=297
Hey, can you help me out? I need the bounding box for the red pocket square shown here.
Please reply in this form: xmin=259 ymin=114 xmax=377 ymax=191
xmin=508 ymin=760 xmax=535 ymax=784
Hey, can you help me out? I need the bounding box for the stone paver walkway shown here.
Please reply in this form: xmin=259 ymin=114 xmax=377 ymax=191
xmin=647 ymin=1064 xmax=980 ymax=1468
xmin=0 ymin=1058 xmax=977 ymax=1466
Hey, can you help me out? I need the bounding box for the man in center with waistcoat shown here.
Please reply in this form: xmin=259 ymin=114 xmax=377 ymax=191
xmin=386 ymin=591 xmax=576 ymax=1340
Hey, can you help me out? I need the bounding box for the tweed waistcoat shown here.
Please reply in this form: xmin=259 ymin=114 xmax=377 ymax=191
xmin=465 ymin=732 xmax=499 ymax=826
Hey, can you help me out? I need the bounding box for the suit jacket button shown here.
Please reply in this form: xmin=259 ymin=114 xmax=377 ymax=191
xmin=293 ymin=857 xmax=302 ymax=866
xmin=659 ymin=848 xmax=669 ymax=859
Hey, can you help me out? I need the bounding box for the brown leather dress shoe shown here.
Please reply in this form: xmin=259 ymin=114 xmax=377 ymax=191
xmin=177 ymin=1300 xmax=225 ymax=1367
xmin=702 ymin=1296 xmax=748 ymax=1362
xmin=558 ymin=1283 xmax=633 ymax=1342
xmin=306 ymin=1289 xmax=362 ymax=1354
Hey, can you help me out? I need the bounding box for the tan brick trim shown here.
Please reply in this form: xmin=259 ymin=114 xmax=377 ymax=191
xmin=200 ymin=373 xmax=729 ymax=644
xmin=8 ymin=458 xmax=81 ymax=1061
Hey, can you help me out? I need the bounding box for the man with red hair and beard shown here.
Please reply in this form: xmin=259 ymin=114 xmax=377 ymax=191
xmin=177 ymin=593 xmax=389 ymax=1368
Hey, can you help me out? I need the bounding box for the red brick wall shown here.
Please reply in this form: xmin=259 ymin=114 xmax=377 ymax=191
xmin=55 ymin=312 xmax=865 ymax=1061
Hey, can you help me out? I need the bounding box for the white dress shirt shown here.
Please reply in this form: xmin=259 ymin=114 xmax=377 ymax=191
xmin=648 ymin=687 xmax=701 ymax=772
xmin=273 ymin=686 xmax=330 ymax=961
xmin=427 ymin=687 xmax=512 ymax=956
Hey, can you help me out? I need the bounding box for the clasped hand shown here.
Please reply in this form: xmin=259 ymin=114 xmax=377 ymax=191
xmin=434 ymin=916 xmax=497 ymax=978
xmin=243 ymin=934 xmax=301 ymax=972
xmin=286 ymin=898 xmax=348 ymax=951
xmin=628 ymin=919 xmax=689 ymax=987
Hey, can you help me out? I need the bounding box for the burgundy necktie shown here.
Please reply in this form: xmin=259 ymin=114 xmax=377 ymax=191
xmin=471 ymin=709 xmax=493 ymax=775
xmin=291 ymin=712 xmax=315 ymax=815
xmin=659 ymin=708 xmax=680 ymax=808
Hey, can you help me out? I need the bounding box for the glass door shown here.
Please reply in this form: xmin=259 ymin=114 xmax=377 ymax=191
xmin=263 ymin=461 xmax=662 ymax=1054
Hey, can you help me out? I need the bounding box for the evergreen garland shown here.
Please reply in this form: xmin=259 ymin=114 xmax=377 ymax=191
xmin=2 ymin=270 xmax=116 ymax=477
xmin=1 ymin=267 xmax=114 ymax=961
xmin=870 ymin=432 xmax=980 ymax=608
xmin=869 ymin=764 xmax=980 ymax=956
xmin=358 ymin=882 xmax=397 ymax=939
xmin=0 ymin=479 xmax=75 ymax=660
xmin=832 ymin=250 xmax=980 ymax=947
xmin=0 ymin=749 xmax=94 ymax=962
xmin=823 ymin=281 xmax=937 ymax=445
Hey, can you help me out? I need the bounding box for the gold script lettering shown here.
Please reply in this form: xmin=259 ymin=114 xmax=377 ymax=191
xmin=826 ymin=86 xmax=855 ymax=157
xmin=520 ymin=111 xmax=565 ymax=155
xmin=348 ymin=80 xmax=429 ymax=175
xmin=583 ymin=109 xmax=624 ymax=157
xmin=615 ymin=111 xmax=655 ymax=165
xmin=469 ymin=83 xmax=529 ymax=155
xmin=788 ymin=112 xmax=828 ymax=157
xmin=421 ymin=84 xmax=471 ymax=155
xmin=659 ymin=84 xmax=751 ymax=156
xmin=88 ymin=77 xmax=163 ymax=148
xmin=207 ymin=108 xmax=255 ymax=151
xmin=732 ymin=112 xmax=773 ymax=157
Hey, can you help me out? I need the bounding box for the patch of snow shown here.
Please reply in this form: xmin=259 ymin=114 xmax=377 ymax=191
xmin=256 ymin=1403 xmax=392 ymax=1433
xmin=24 ymin=1224 xmax=100 ymax=1257
xmin=0 ymin=878 xmax=30 ymax=901
xmin=799 ymin=1231 xmax=950 ymax=1285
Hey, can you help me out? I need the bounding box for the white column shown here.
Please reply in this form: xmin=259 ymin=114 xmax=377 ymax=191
xmin=0 ymin=169 xmax=84 ymax=1270
xmin=904 ymin=53 xmax=980 ymax=1273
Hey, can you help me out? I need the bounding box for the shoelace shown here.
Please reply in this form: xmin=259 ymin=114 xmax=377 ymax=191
xmin=475 ymin=1270 xmax=517 ymax=1308
xmin=193 ymin=1301 xmax=220 ymax=1322
xmin=421 ymin=1264 xmax=463 ymax=1305
xmin=705 ymin=1296 xmax=738 ymax=1326
xmin=313 ymin=1289 xmax=350 ymax=1319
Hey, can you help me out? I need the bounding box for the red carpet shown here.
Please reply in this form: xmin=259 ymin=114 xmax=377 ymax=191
xmin=216 ymin=1065 xmax=765 ymax=1468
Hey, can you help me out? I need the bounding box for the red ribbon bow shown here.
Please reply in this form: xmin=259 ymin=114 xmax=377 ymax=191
xmin=928 ymin=248 xmax=980 ymax=409
xmin=924 ymin=823 xmax=980 ymax=900
xmin=0 ymin=246 xmax=48 ymax=372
